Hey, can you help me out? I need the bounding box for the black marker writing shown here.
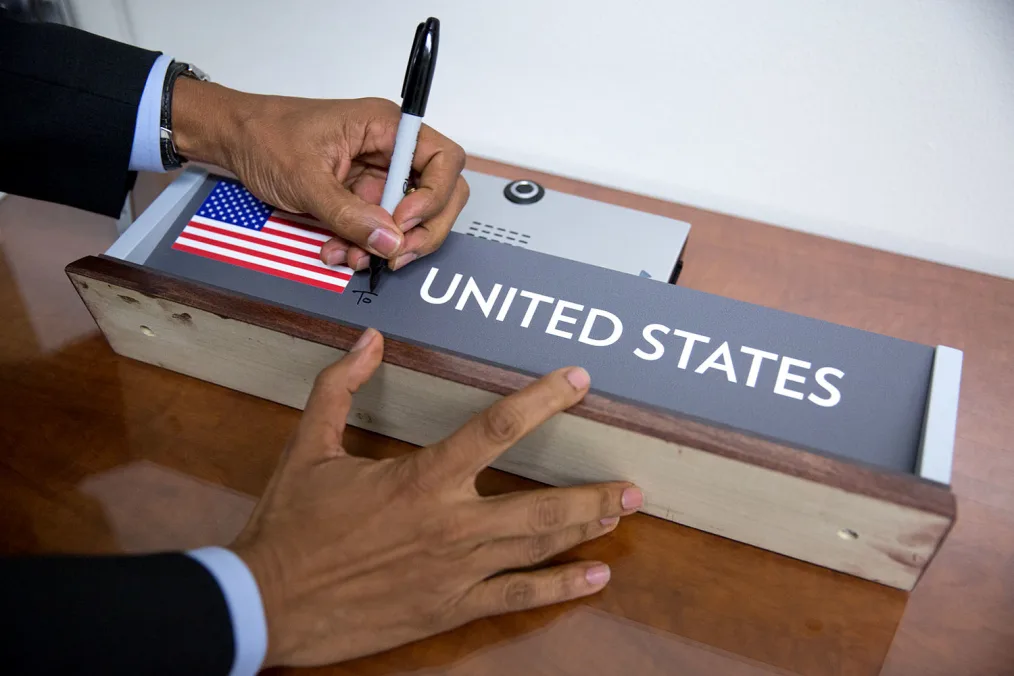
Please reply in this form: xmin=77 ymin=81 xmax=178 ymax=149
xmin=352 ymin=290 xmax=378 ymax=306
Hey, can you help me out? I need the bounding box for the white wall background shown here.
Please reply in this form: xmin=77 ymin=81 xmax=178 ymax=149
xmin=72 ymin=0 xmax=1014 ymax=278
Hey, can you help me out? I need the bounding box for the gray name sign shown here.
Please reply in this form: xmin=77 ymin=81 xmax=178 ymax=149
xmin=144 ymin=177 xmax=934 ymax=476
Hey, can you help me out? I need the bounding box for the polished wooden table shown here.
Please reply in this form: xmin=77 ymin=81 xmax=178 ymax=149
xmin=2 ymin=157 xmax=1012 ymax=675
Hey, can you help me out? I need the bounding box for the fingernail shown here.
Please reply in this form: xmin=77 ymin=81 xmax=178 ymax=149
xmin=367 ymin=228 xmax=401 ymax=257
xmin=353 ymin=257 xmax=370 ymax=271
xmin=399 ymin=217 xmax=422 ymax=232
xmin=324 ymin=249 xmax=347 ymax=266
xmin=599 ymin=516 xmax=619 ymax=528
xmin=351 ymin=328 xmax=376 ymax=352
xmin=585 ymin=564 xmax=611 ymax=587
xmin=565 ymin=367 xmax=590 ymax=390
xmin=621 ymin=487 xmax=643 ymax=511
xmin=393 ymin=252 xmax=417 ymax=270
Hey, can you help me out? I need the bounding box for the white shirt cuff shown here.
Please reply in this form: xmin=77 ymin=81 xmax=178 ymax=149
xmin=128 ymin=53 xmax=173 ymax=173
xmin=187 ymin=547 xmax=268 ymax=676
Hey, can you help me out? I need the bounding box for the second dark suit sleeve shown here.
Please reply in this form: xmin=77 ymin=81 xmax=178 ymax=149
xmin=0 ymin=13 xmax=161 ymax=217
xmin=0 ymin=552 xmax=235 ymax=675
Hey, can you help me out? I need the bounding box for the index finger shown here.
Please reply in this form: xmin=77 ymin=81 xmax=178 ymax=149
xmin=391 ymin=124 xmax=466 ymax=230
xmin=417 ymin=366 xmax=592 ymax=485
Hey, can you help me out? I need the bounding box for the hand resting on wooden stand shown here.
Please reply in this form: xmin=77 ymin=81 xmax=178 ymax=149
xmin=231 ymin=327 xmax=643 ymax=668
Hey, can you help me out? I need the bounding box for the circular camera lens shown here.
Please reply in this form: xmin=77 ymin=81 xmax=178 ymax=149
xmin=504 ymin=179 xmax=545 ymax=205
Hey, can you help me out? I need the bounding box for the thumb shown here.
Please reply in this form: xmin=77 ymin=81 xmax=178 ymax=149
xmin=294 ymin=328 xmax=385 ymax=463
xmin=308 ymin=179 xmax=404 ymax=259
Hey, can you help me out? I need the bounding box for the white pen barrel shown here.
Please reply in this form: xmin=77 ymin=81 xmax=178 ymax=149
xmin=380 ymin=113 xmax=424 ymax=214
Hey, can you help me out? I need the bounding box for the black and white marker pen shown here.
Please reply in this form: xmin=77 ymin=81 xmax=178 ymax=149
xmin=369 ymin=17 xmax=440 ymax=293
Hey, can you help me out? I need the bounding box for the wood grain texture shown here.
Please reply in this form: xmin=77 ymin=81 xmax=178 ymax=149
xmin=66 ymin=268 xmax=952 ymax=589
xmin=1 ymin=159 xmax=1012 ymax=675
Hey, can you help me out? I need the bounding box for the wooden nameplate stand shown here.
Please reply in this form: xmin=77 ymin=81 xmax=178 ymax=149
xmin=65 ymin=253 xmax=955 ymax=592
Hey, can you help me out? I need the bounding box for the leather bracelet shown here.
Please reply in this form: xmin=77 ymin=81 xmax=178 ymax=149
xmin=159 ymin=60 xmax=210 ymax=170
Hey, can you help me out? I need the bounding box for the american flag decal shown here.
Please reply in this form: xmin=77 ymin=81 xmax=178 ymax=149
xmin=171 ymin=180 xmax=353 ymax=293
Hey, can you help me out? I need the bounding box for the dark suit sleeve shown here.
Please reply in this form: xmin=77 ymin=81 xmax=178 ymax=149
xmin=0 ymin=553 xmax=235 ymax=675
xmin=0 ymin=13 xmax=162 ymax=217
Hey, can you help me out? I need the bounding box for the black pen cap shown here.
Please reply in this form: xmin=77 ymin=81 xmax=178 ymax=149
xmin=400 ymin=17 xmax=439 ymax=116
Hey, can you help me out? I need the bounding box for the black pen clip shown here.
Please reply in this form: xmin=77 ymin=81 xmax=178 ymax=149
xmin=400 ymin=17 xmax=439 ymax=117
xmin=401 ymin=22 xmax=425 ymax=99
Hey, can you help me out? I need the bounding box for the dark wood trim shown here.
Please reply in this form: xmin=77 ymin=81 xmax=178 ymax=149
xmin=66 ymin=254 xmax=956 ymax=519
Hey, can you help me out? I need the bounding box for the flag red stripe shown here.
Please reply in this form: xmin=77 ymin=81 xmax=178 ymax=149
xmin=190 ymin=217 xmax=326 ymax=248
xmin=177 ymin=234 xmax=351 ymax=281
xmin=172 ymin=243 xmax=347 ymax=293
xmin=185 ymin=222 xmax=325 ymax=261
xmin=268 ymin=214 xmax=332 ymax=237
xmin=260 ymin=224 xmax=332 ymax=246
